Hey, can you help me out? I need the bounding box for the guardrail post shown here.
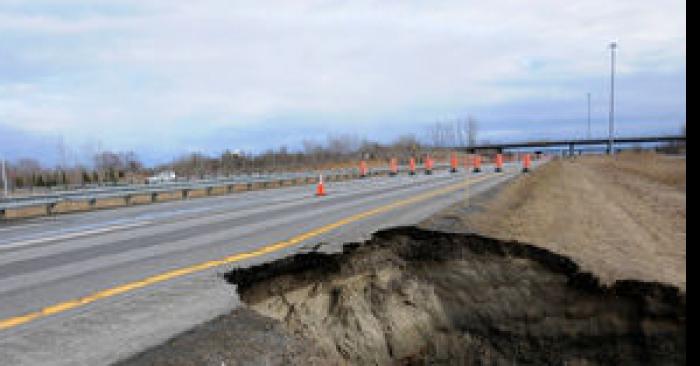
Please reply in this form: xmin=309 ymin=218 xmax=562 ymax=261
xmin=47 ymin=203 xmax=56 ymax=216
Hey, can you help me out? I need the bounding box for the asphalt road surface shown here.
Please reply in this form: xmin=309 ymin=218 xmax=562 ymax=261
xmin=0 ymin=163 xmax=531 ymax=365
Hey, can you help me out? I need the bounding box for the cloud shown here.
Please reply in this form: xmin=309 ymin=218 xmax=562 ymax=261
xmin=0 ymin=0 xmax=686 ymax=164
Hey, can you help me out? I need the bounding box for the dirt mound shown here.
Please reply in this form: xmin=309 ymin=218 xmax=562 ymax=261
xmin=226 ymin=227 xmax=686 ymax=365
xmin=424 ymin=154 xmax=686 ymax=290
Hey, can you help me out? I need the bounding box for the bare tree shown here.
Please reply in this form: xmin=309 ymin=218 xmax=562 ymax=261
xmin=455 ymin=118 xmax=465 ymax=147
xmin=94 ymin=151 xmax=124 ymax=172
xmin=93 ymin=151 xmax=144 ymax=183
xmin=56 ymin=136 xmax=67 ymax=169
xmin=120 ymin=151 xmax=143 ymax=173
xmin=16 ymin=158 xmax=41 ymax=174
xmin=326 ymin=134 xmax=360 ymax=157
xmin=468 ymin=115 xmax=479 ymax=146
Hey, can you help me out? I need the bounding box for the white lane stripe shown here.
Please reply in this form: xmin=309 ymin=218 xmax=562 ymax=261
xmin=0 ymin=173 xmax=473 ymax=266
xmin=0 ymin=175 xmax=442 ymax=249
xmin=0 ymin=221 xmax=153 ymax=251
xmin=0 ymin=222 xmax=49 ymax=232
xmin=0 ymin=175 xmax=448 ymax=252
xmin=0 ymin=169 xmax=488 ymax=252
xmin=0 ymin=173 xmax=498 ymax=293
xmin=0 ymin=173 xmax=416 ymax=235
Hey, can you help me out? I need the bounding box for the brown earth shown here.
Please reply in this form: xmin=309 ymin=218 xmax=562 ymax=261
xmin=117 ymin=152 xmax=686 ymax=365
xmin=424 ymin=152 xmax=686 ymax=290
xmin=120 ymin=228 xmax=685 ymax=365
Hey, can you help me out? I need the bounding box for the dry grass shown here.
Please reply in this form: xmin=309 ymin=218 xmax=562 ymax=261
xmin=588 ymin=151 xmax=686 ymax=190
xmin=431 ymin=152 xmax=686 ymax=290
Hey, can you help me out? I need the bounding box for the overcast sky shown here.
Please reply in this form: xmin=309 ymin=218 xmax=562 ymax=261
xmin=0 ymin=0 xmax=686 ymax=166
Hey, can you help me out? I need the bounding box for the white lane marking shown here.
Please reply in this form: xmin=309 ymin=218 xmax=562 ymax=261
xmin=0 ymin=176 xmax=414 ymax=246
xmin=0 ymin=170 xmax=480 ymax=251
xmin=0 ymin=221 xmax=49 ymax=232
xmin=0 ymin=221 xmax=153 ymax=251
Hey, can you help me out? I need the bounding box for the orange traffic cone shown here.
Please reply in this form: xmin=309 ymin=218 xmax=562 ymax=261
xmin=389 ymin=158 xmax=398 ymax=176
xmin=316 ymin=174 xmax=326 ymax=196
xmin=522 ymin=153 xmax=531 ymax=172
xmin=495 ymin=154 xmax=503 ymax=172
xmin=473 ymin=155 xmax=481 ymax=173
xmin=450 ymin=152 xmax=458 ymax=173
xmin=359 ymin=160 xmax=368 ymax=178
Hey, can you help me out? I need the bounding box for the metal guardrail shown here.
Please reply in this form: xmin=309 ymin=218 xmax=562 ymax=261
xmin=0 ymin=164 xmax=450 ymax=213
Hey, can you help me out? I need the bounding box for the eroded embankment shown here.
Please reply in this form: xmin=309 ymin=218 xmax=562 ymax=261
xmin=226 ymin=226 xmax=686 ymax=365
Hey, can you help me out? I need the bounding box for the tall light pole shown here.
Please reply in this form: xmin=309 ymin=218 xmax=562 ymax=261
xmin=1 ymin=157 xmax=7 ymax=198
xmin=608 ymin=42 xmax=617 ymax=154
xmin=587 ymin=92 xmax=592 ymax=139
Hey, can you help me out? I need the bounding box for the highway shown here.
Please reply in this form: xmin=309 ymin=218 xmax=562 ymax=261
xmin=0 ymin=163 xmax=532 ymax=365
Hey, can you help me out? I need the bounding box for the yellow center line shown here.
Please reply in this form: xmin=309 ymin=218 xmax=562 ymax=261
xmin=0 ymin=173 xmax=496 ymax=331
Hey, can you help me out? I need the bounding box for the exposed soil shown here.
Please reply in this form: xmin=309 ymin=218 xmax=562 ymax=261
xmin=118 ymin=153 xmax=686 ymax=365
xmin=120 ymin=227 xmax=686 ymax=366
xmin=424 ymin=153 xmax=686 ymax=290
xmin=223 ymin=228 xmax=685 ymax=365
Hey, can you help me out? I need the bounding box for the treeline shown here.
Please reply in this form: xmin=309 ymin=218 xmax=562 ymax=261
xmin=7 ymin=151 xmax=145 ymax=189
xmin=3 ymin=117 xmax=482 ymax=190
xmin=3 ymin=134 xmax=427 ymax=189
xmin=160 ymin=134 xmax=424 ymax=178
xmin=158 ymin=118 xmax=481 ymax=179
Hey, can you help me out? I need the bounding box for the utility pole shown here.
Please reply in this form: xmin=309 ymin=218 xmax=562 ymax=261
xmin=587 ymin=92 xmax=592 ymax=139
xmin=608 ymin=42 xmax=617 ymax=154
xmin=1 ymin=157 xmax=8 ymax=198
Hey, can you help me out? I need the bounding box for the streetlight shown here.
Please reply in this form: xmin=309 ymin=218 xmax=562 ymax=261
xmin=587 ymin=92 xmax=592 ymax=140
xmin=608 ymin=42 xmax=617 ymax=154
xmin=1 ymin=157 xmax=7 ymax=198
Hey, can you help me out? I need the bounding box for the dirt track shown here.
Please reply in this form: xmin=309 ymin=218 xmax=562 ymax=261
xmin=425 ymin=153 xmax=686 ymax=290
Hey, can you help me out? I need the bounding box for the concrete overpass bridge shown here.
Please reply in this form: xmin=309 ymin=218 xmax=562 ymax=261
xmin=456 ymin=135 xmax=686 ymax=155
